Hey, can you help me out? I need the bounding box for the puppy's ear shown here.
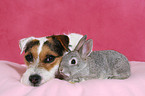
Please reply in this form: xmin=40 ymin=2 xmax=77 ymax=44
xmin=19 ymin=37 xmax=36 ymax=54
xmin=53 ymin=35 xmax=70 ymax=52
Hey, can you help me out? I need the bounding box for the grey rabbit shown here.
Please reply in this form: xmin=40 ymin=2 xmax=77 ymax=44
xmin=59 ymin=35 xmax=131 ymax=83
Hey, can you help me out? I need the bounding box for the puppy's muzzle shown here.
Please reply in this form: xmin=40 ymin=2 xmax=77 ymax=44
xmin=29 ymin=74 xmax=42 ymax=86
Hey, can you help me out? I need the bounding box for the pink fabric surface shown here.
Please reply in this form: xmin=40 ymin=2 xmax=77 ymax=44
xmin=0 ymin=60 xmax=145 ymax=96
xmin=0 ymin=0 xmax=145 ymax=64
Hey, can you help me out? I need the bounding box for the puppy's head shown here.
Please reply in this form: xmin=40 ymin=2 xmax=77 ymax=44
xmin=19 ymin=35 xmax=69 ymax=86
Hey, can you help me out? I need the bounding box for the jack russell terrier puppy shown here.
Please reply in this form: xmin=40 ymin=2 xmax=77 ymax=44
xmin=19 ymin=33 xmax=82 ymax=86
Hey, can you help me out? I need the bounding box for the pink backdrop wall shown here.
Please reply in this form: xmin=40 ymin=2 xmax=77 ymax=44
xmin=0 ymin=0 xmax=145 ymax=64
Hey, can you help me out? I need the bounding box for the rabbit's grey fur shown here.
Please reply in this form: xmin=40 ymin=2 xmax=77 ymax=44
xmin=59 ymin=35 xmax=131 ymax=82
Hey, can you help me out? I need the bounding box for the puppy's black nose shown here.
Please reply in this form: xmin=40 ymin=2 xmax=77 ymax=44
xmin=29 ymin=74 xmax=41 ymax=86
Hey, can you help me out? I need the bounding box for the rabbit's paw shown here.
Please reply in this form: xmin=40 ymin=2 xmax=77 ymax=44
xmin=70 ymin=78 xmax=81 ymax=83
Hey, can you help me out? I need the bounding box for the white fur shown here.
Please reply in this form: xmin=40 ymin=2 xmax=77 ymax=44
xmin=67 ymin=33 xmax=83 ymax=51
xmin=19 ymin=33 xmax=83 ymax=86
xmin=21 ymin=64 xmax=59 ymax=86
xmin=37 ymin=37 xmax=48 ymax=55
xmin=36 ymin=37 xmax=48 ymax=67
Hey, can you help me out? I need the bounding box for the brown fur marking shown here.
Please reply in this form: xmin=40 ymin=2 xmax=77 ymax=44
xmin=39 ymin=45 xmax=62 ymax=71
xmin=23 ymin=36 xmax=68 ymax=71
xmin=24 ymin=45 xmax=39 ymax=66
xmin=25 ymin=39 xmax=39 ymax=53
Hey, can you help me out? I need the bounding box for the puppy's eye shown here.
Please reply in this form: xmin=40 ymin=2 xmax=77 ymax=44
xmin=44 ymin=55 xmax=56 ymax=63
xmin=25 ymin=53 xmax=33 ymax=62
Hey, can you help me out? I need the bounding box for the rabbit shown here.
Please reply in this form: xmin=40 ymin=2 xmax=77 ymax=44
xmin=58 ymin=35 xmax=131 ymax=83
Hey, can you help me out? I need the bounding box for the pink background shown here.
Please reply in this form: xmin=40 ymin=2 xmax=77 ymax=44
xmin=0 ymin=0 xmax=145 ymax=64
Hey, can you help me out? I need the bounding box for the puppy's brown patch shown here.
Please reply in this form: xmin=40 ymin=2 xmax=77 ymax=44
xmin=52 ymin=35 xmax=69 ymax=51
xmin=23 ymin=35 xmax=69 ymax=71
xmin=39 ymin=45 xmax=62 ymax=71
xmin=46 ymin=35 xmax=69 ymax=56
xmin=24 ymin=45 xmax=39 ymax=66
xmin=25 ymin=39 xmax=39 ymax=53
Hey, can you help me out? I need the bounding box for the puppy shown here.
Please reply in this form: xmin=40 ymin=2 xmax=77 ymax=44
xmin=19 ymin=33 xmax=82 ymax=86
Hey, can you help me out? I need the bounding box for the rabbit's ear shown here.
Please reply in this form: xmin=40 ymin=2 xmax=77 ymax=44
xmin=74 ymin=35 xmax=87 ymax=51
xmin=79 ymin=39 xmax=93 ymax=59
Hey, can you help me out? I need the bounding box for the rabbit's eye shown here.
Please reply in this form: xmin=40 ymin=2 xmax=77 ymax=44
xmin=71 ymin=59 xmax=76 ymax=64
xmin=69 ymin=57 xmax=77 ymax=65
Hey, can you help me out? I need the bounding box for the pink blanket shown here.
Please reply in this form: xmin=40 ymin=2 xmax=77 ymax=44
xmin=0 ymin=60 xmax=145 ymax=96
